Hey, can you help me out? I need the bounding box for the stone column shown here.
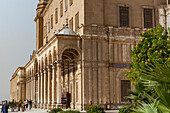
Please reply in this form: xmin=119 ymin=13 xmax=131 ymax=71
xmin=41 ymin=70 xmax=44 ymax=104
xmin=63 ymin=65 xmax=65 ymax=93
xmin=48 ymin=66 xmax=52 ymax=104
xmin=52 ymin=65 xmax=57 ymax=104
xmin=44 ymin=69 xmax=48 ymax=105
xmin=33 ymin=76 xmax=36 ymax=101
xmin=72 ymin=63 xmax=75 ymax=109
xmin=38 ymin=72 xmax=41 ymax=104
xmin=67 ymin=64 xmax=70 ymax=92
xmin=57 ymin=63 xmax=61 ymax=104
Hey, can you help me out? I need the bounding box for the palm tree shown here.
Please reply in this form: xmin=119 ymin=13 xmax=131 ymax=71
xmin=132 ymin=99 xmax=161 ymax=113
xmin=139 ymin=61 xmax=170 ymax=113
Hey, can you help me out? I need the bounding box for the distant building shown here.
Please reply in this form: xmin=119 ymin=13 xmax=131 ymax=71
xmin=10 ymin=0 xmax=170 ymax=110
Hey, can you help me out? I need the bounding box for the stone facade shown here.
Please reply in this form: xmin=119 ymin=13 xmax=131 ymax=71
xmin=10 ymin=0 xmax=170 ymax=110
xmin=10 ymin=67 xmax=25 ymax=101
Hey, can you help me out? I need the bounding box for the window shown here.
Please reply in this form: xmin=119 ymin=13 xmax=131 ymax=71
xmin=75 ymin=12 xmax=79 ymax=32
xmin=55 ymin=8 xmax=58 ymax=23
xmin=144 ymin=9 xmax=153 ymax=28
xmin=76 ymin=82 xmax=78 ymax=102
xmin=51 ymin=15 xmax=53 ymax=29
xmin=43 ymin=25 xmax=46 ymax=39
xmin=69 ymin=17 xmax=73 ymax=30
xmin=64 ymin=0 xmax=68 ymax=12
xmin=119 ymin=7 xmax=129 ymax=27
xmin=121 ymin=80 xmax=131 ymax=102
xmin=60 ymin=0 xmax=63 ymax=17
xmin=48 ymin=19 xmax=50 ymax=32
xmin=69 ymin=0 xmax=73 ymax=6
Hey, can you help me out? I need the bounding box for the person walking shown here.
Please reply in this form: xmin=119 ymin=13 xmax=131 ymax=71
xmin=34 ymin=100 xmax=37 ymax=108
xmin=23 ymin=100 xmax=27 ymax=111
xmin=1 ymin=101 xmax=9 ymax=113
xmin=11 ymin=99 xmax=14 ymax=112
xmin=28 ymin=99 xmax=32 ymax=110
xmin=17 ymin=101 xmax=21 ymax=111
xmin=26 ymin=99 xmax=28 ymax=110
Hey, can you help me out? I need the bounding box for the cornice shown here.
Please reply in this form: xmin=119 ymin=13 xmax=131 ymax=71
xmin=41 ymin=0 xmax=53 ymax=17
xmin=10 ymin=67 xmax=25 ymax=81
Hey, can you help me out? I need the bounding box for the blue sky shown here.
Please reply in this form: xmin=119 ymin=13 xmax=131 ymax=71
xmin=0 ymin=0 xmax=38 ymax=101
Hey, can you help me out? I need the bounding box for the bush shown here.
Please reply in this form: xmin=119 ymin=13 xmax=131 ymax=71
xmin=60 ymin=110 xmax=80 ymax=113
xmin=14 ymin=101 xmax=18 ymax=107
xmin=118 ymin=106 xmax=131 ymax=113
xmin=8 ymin=101 xmax=11 ymax=107
xmin=86 ymin=105 xmax=105 ymax=113
xmin=49 ymin=108 xmax=63 ymax=113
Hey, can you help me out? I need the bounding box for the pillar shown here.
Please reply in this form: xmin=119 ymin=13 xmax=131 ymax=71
xmin=44 ymin=69 xmax=48 ymax=104
xmin=57 ymin=63 xmax=61 ymax=104
xmin=38 ymin=73 xmax=41 ymax=104
xmin=72 ymin=63 xmax=75 ymax=109
xmin=41 ymin=70 xmax=44 ymax=104
xmin=33 ymin=76 xmax=36 ymax=101
xmin=52 ymin=65 xmax=57 ymax=104
xmin=63 ymin=65 xmax=65 ymax=93
xmin=67 ymin=63 xmax=70 ymax=93
xmin=48 ymin=66 xmax=52 ymax=104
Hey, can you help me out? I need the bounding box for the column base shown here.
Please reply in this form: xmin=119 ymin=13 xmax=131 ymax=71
xmin=37 ymin=103 xmax=40 ymax=108
xmin=56 ymin=104 xmax=62 ymax=108
xmin=44 ymin=104 xmax=47 ymax=109
xmin=47 ymin=104 xmax=52 ymax=110
xmin=51 ymin=104 xmax=57 ymax=109
xmin=40 ymin=103 xmax=44 ymax=109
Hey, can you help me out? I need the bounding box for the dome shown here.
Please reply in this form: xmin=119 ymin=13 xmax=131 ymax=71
xmin=58 ymin=28 xmax=77 ymax=36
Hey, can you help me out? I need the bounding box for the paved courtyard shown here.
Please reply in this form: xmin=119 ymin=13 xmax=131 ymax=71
xmin=8 ymin=109 xmax=47 ymax=113
xmin=7 ymin=108 xmax=118 ymax=113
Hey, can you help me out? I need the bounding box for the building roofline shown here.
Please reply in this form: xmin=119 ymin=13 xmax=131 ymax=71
xmin=41 ymin=0 xmax=53 ymax=17
xmin=10 ymin=67 xmax=25 ymax=81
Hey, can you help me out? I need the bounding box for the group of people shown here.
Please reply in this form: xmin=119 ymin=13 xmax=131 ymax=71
xmin=1 ymin=99 xmax=36 ymax=113
xmin=16 ymin=99 xmax=33 ymax=111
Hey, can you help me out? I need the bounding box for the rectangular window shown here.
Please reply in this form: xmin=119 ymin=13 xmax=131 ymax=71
xmin=69 ymin=17 xmax=73 ymax=30
xmin=119 ymin=7 xmax=129 ymax=27
xmin=64 ymin=0 xmax=68 ymax=12
xmin=55 ymin=8 xmax=58 ymax=23
xmin=48 ymin=19 xmax=50 ymax=33
xmin=144 ymin=9 xmax=153 ymax=28
xmin=75 ymin=12 xmax=79 ymax=32
xmin=69 ymin=0 xmax=73 ymax=6
xmin=51 ymin=15 xmax=53 ymax=29
xmin=46 ymin=23 xmax=48 ymax=43
xmin=43 ymin=26 xmax=46 ymax=39
xmin=122 ymin=44 xmax=127 ymax=62
xmin=76 ymin=82 xmax=78 ymax=102
xmin=121 ymin=80 xmax=131 ymax=102
xmin=60 ymin=0 xmax=63 ymax=17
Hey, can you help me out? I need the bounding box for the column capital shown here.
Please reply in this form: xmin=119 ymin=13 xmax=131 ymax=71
xmin=43 ymin=69 xmax=47 ymax=74
xmin=52 ymin=65 xmax=57 ymax=69
xmin=57 ymin=62 xmax=62 ymax=67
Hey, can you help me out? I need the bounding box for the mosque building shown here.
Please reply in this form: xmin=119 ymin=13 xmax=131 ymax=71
xmin=10 ymin=0 xmax=170 ymax=110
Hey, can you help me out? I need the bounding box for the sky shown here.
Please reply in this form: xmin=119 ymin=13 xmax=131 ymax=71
xmin=0 ymin=0 xmax=38 ymax=102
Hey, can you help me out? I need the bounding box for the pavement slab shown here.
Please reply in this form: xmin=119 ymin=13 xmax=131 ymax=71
xmin=7 ymin=108 xmax=118 ymax=113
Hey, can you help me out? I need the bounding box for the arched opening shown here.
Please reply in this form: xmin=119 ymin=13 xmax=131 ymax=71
xmin=60 ymin=48 xmax=80 ymax=109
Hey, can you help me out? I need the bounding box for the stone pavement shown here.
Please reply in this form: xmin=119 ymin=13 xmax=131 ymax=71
xmin=7 ymin=108 xmax=118 ymax=113
xmin=8 ymin=109 xmax=47 ymax=113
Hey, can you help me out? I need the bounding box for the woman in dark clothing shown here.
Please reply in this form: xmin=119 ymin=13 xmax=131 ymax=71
xmin=11 ymin=99 xmax=14 ymax=112
xmin=1 ymin=101 xmax=9 ymax=113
